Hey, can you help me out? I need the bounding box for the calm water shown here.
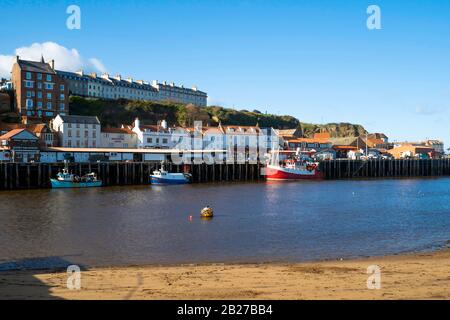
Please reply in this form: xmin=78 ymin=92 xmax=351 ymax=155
xmin=0 ymin=178 xmax=449 ymax=270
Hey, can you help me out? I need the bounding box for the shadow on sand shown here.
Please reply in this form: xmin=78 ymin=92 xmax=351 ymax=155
xmin=0 ymin=256 xmax=85 ymax=300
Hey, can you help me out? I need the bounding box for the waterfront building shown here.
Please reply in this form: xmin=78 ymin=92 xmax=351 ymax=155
xmin=0 ymin=122 xmax=57 ymax=148
xmin=259 ymin=127 xmax=282 ymax=153
xmin=101 ymin=127 xmax=138 ymax=149
xmin=329 ymin=137 xmax=368 ymax=158
xmin=388 ymin=144 xmax=437 ymax=159
xmin=51 ymin=114 xmax=101 ymax=148
xmin=221 ymin=125 xmax=261 ymax=163
xmin=11 ymin=56 xmax=69 ymax=121
xmin=422 ymin=140 xmax=445 ymax=154
xmin=132 ymin=118 xmax=173 ymax=149
xmin=286 ymin=133 xmax=332 ymax=153
xmin=0 ymin=128 xmax=40 ymax=162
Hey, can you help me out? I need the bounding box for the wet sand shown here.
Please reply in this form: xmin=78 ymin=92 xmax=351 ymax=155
xmin=0 ymin=249 xmax=448 ymax=300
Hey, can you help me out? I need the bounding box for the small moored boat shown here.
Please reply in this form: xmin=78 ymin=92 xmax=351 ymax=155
xmin=50 ymin=167 xmax=102 ymax=188
xmin=150 ymin=165 xmax=192 ymax=185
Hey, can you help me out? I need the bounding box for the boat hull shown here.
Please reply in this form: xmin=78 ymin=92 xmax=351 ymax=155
xmin=265 ymin=165 xmax=322 ymax=181
xmin=150 ymin=177 xmax=190 ymax=185
xmin=50 ymin=179 xmax=103 ymax=188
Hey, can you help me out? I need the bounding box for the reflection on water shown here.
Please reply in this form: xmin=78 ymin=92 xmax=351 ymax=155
xmin=0 ymin=178 xmax=449 ymax=268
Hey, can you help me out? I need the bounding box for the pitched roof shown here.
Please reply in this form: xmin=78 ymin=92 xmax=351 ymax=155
xmin=59 ymin=114 xmax=100 ymax=125
xmin=222 ymin=125 xmax=260 ymax=134
xmin=288 ymin=137 xmax=331 ymax=144
xmin=0 ymin=128 xmax=38 ymax=140
xmin=139 ymin=124 xmax=169 ymax=133
xmin=0 ymin=122 xmax=50 ymax=135
xmin=313 ymin=132 xmax=331 ymax=139
xmin=329 ymin=137 xmax=367 ymax=147
xmin=102 ymin=127 xmax=135 ymax=135
xmin=366 ymin=138 xmax=385 ymax=147
xmin=17 ymin=59 xmax=56 ymax=74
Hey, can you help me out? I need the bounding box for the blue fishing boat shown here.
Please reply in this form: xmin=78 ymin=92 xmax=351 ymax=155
xmin=50 ymin=167 xmax=102 ymax=188
xmin=150 ymin=165 xmax=192 ymax=185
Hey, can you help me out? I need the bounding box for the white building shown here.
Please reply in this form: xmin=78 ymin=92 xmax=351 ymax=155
xmin=57 ymin=70 xmax=207 ymax=106
xmin=51 ymin=114 xmax=101 ymax=148
xmin=151 ymin=81 xmax=207 ymax=106
xmin=101 ymin=127 xmax=138 ymax=149
xmin=132 ymin=118 xmax=173 ymax=149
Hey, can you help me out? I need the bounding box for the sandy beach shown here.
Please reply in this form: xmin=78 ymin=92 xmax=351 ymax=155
xmin=0 ymin=249 xmax=448 ymax=300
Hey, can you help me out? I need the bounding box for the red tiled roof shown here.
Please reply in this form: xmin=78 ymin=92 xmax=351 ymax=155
xmin=288 ymin=138 xmax=331 ymax=144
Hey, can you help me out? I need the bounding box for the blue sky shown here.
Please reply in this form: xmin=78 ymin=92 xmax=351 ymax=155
xmin=1 ymin=0 xmax=449 ymax=147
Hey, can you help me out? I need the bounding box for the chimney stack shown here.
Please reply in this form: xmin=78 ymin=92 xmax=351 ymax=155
xmin=50 ymin=59 xmax=55 ymax=70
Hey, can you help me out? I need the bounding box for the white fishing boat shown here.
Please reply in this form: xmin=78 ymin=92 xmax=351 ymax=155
xmin=149 ymin=164 xmax=192 ymax=185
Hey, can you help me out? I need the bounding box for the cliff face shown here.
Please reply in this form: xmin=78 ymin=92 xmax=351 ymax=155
xmin=300 ymin=122 xmax=368 ymax=138
xmin=0 ymin=91 xmax=20 ymax=123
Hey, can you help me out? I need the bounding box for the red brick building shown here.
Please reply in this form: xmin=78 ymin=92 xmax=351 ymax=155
xmin=11 ymin=56 xmax=69 ymax=122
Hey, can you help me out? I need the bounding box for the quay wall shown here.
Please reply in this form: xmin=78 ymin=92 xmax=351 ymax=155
xmin=0 ymin=162 xmax=263 ymax=190
xmin=0 ymin=159 xmax=449 ymax=190
xmin=320 ymin=159 xmax=450 ymax=179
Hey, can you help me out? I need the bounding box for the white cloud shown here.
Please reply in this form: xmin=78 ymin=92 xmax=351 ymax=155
xmin=0 ymin=42 xmax=107 ymax=78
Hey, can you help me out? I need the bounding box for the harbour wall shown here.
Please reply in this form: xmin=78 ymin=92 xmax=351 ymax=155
xmin=0 ymin=159 xmax=449 ymax=190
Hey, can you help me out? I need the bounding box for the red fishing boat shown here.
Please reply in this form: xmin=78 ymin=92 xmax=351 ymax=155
xmin=265 ymin=150 xmax=323 ymax=181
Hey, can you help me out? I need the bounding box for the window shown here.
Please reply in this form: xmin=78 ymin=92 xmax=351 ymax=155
xmin=37 ymin=101 xmax=42 ymax=108
xmin=68 ymin=140 xmax=72 ymax=147
xmin=37 ymin=82 xmax=42 ymax=89
xmin=76 ymin=131 xmax=80 ymax=138
xmin=162 ymin=138 xmax=168 ymax=144
xmin=84 ymin=131 xmax=88 ymax=138
xmin=60 ymin=103 xmax=65 ymax=110
xmin=92 ymin=131 xmax=96 ymax=138
xmin=46 ymin=74 xmax=52 ymax=81
xmin=26 ymin=99 xmax=33 ymax=108
xmin=92 ymin=141 xmax=96 ymax=147
xmin=37 ymin=92 xmax=42 ymax=99
xmin=26 ymin=72 xmax=32 ymax=80
xmin=60 ymin=84 xmax=65 ymax=91
xmin=147 ymin=138 xmax=152 ymax=143
xmin=60 ymin=94 xmax=65 ymax=100
xmin=47 ymin=93 xmax=52 ymax=99
xmin=45 ymin=83 xmax=53 ymax=90
xmin=76 ymin=140 xmax=80 ymax=147
xmin=68 ymin=123 xmax=72 ymax=128
xmin=26 ymin=91 xmax=32 ymax=98
xmin=37 ymin=73 xmax=42 ymax=80
xmin=46 ymin=102 xmax=52 ymax=109
xmin=24 ymin=81 xmax=33 ymax=88
xmin=68 ymin=130 xmax=72 ymax=137
xmin=45 ymin=111 xmax=53 ymax=116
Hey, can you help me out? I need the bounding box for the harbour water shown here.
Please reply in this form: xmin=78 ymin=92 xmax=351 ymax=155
xmin=0 ymin=178 xmax=449 ymax=270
